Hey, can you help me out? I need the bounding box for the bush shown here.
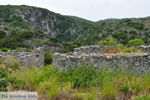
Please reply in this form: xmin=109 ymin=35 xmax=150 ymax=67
xmin=11 ymin=30 xmax=45 ymax=39
xmin=66 ymin=66 xmax=101 ymax=88
xmin=98 ymin=37 xmax=116 ymax=46
xmin=0 ymin=29 xmax=45 ymax=49
xmin=7 ymin=77 xmax=27 ymax=90
xmin=127 ymin=22 xmax=144 ymax=30
xmin=117 ymin=44 xmax=143 ymax=53
xmin=0 ymin=68 xmax=8 ymax=91
xmin=0 ymin=48 xmax=11 ymax=52
xmin=44 ymin=52 xmax=53 ymax=65
xmin=112 ymin=32 xmax=128 ymax=44
xmin=62 ymin=41 xmax=84 ymax=52
xmin=10 ymin=20 xmax=28 ymax=28
xmin=57 ymin=21 xmax=71 ymax=33
xmin=128 ymin=38 xmax=144 ymax=46
xmin=0 ymin=37 xmax=26 ymax=49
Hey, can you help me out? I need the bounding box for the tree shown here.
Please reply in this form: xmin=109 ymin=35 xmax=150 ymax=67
xmin=98 ymin=37 xmax=116 ymax=46
xmin=112 ymin=32 xmax=128 ymax=44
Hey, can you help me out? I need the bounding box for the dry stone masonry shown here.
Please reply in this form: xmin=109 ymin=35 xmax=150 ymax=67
xmin=53 ymin=45 xmax=150 ymax=74
xmin=0 ymin=47 xmax=44 ymax=67
xmin=140 ymin=45 xmax=150 ymax=53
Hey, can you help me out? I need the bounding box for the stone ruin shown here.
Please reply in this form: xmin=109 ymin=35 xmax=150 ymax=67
xmin=0 ymin=47 xmax=44 ymax=67
xmin=53 ymin=45 xmax=150 ymax=74
xmin=140 ymin=45 xmax=150 ymax=52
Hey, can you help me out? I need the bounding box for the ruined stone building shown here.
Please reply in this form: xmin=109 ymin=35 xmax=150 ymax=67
xmin=53 ymin=45 xmax=150 ymax=74
xmin=0 ymin=47 xmax=44 ymax=67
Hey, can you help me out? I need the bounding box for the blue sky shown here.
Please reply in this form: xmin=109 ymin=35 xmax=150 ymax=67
xmin=1 ymin=0 xmax=150 ymax=21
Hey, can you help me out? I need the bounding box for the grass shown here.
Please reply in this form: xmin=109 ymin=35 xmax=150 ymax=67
xmin=0 ymin=60 xmax=150 ymax=100
xmin=135 ymin=95 xmax=150 ymax=100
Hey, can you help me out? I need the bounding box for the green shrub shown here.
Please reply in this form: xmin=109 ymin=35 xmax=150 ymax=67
xmin=49 ymin=38 xmax=58 ymax=43
xmin=66 ymin=66 xmax=101 ymax=88
xmin=112 ymin=32 xmax=128 ymax=44
xmin=10 ymin=20 xmax=28 ymax=28
xmin=11 ymin=15 xmax=23 ymax=22
xmin=128 ymin=38 xmax=144 ymax=46
xmin=44 ymin=52 xmax=53 ymax=65
xmin=98 ymin=37 xmax=116 ymax=46
xmin=127 ymin=22 xmax=144 ymax=30
xmin=60 ymin=49 xmax=70 ymax=53
xmin=7 ymin=77 xmax=27 ymax=90
xmin=117 ymin=44 xmax=143 ymax=53
xmin=19 ymin=30 xmax=34 ymax=39
xmin=62 ymin=41 xmax=84 ymax=51
xmin=57 ymin=21 xmax=71 ymax=33
xmin=0 ymin=68 xmax=8 ymax=91
xmin=0 ymin=48 xmax=11 ymax=52
xmin=0 ymin=29 xmax=45 ymax=49
xmin=0 ymin=37 xmax=26 ymax=49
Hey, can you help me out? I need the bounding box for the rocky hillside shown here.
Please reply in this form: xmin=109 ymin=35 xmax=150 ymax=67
xmin=0 ymin=5 xmax=150 ymax=49
xmin=0 ymin=5 xmax=83 ymax=40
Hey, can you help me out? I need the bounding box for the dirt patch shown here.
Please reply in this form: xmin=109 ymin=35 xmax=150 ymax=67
xmin=104 ymin=48 xmax=121 ymax=54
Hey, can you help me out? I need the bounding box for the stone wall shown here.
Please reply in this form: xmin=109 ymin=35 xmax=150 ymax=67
xmin=74 ymin=45 xmax=114 ymax=54
xmin=140 ymin=45 xmax=150 ymax=53
xmin=43 ymin=45 xmax=64 ymax=53
xmin=53 ymin=46 xmax=150 ymax=74
xmin=0 ymin=47 xmax=44 ymax=67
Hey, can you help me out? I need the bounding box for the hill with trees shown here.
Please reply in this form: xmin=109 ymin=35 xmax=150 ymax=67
xmin=0 ymin=5 xmax=150 ymax=50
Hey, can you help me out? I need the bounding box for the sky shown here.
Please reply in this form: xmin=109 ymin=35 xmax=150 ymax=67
xmin=0 ymin=0 xmax=150 ymax=21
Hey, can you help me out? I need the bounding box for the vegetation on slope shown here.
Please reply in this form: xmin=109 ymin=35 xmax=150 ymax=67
xmin=0 ymin=29 xmax=48 ymax=49
xmin=0 ymin=5 xmax=150 ymax=50
xmin=96 ymin=18 xmax=120 ymax=24
xmin=77 ymin=18 xmax=150 ymax=45
xmin=67 ymin=15 xmax=95 ymax=24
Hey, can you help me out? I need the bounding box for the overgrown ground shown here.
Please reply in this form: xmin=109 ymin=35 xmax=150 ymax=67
xmin=0 ymin=58 xmax=150 ymax=100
